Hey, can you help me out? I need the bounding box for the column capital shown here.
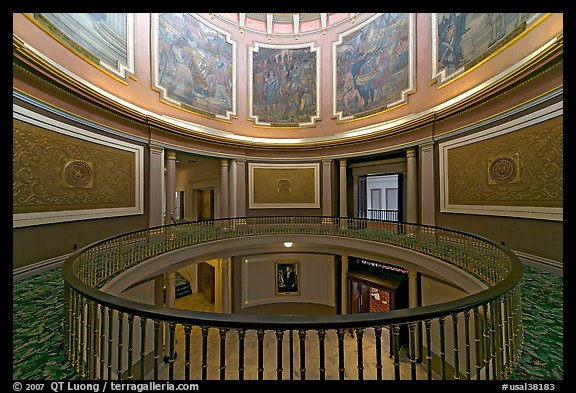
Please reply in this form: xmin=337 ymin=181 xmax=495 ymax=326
xmin=408 ymin=270 xmax=418 ymax=279
xmin=221 ymin=159 xmax=229 ymax=167
xmin=339 ymin=159 xmax=347 ymax=167
xmin=419 ymin=141 xmax=435 ymax=153
xmin=165 ymin=150 xmax=177 ymax=160
xmin=406 ymin=148 xmax=417 ymax=158
xmin=149 ymin=144 xmax=164 ymax=154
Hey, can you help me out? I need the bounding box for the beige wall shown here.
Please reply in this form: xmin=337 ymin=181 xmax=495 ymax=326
xmin=233 ymin=253 xmax=338 ymax=315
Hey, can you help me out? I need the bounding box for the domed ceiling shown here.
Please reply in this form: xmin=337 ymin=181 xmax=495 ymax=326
xmin=12 ymin=13 xmax=562 ymax=149
xmin=211 ymin=13 xmax=358 ymax=38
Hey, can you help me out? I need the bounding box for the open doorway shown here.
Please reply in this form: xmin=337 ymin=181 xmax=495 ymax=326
xmin=347 ymin=257 xmax=409 ymax=352
xmin=358 ymin=173 xmax=401 ymax=221
xmin=196 ymin=189 xmax=214 ymax=221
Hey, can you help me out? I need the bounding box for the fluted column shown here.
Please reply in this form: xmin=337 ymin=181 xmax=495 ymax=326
xmin=229 ymin=159 xmax=238 ymax=218
xmin=406 ymin=148 xmax=418 ymax=224
xmin=165 ymin=150 xmax=177 ymax=224
xmin=219 ymin=159 xmax=229 ymax=219
xmin=341 ymin=255 xmax=349 ymax=314
xmin=148 ymin=144 xmax=164 ymax=227
xmin=339 ymin=159 xmax=348 ymax=218
xmin=322 ymin=159 xmax=333 ymax=217
xmin=419 ymin=142 xmax=436 ymax=226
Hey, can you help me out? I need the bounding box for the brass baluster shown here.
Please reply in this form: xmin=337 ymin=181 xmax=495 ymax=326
xmin=219 ymin=327 xmax=228 ymax=380
xmin=425 ymin=320 xmax=432 ymax=380
xmin=153 ymin=320 xmax=160 ymax=380
xmin=392 ymin=324 xmax=401 ymax=380
xmin=337 ymin=328 xmax=345 ymax=380
xmin=374 ymin=326 xmax=383 ymax=380
xmin=201 ymin=326 xmax=209 ymax=380
xmin=298 ymin=329 xmax=307 ymax=380
xmin=237 ymin=329 xmax=246 ymax=381
xmin=409 ymin=322 xmax=417 ymax=380
xmin=117 ymin=312 xmax=124 ymax=380
xmin=140 ymin=317 xmax=147 ymax=380
xmin=127 ymin=314 xmax=134 ymax=380
xmin=276 ymin=329 xmax=284 ymax=380
xmin=168 ymin=322 xmax=176 ymax=380
xmin=317 ymin=329 xmax=326 ymax=381
xmin=464 ymin=310 xmax=472 ymax=380
xmin=356 ymin=327 xmax=364 ymax=380
xmin=452 ymin=314 xmax=460 ymax=380
xmin=257 ymin=329 xmax=265 ymax=380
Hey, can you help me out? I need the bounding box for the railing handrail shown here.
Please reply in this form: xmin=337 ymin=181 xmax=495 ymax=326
xmin=61 ymin=216 xmax=523 ymax=330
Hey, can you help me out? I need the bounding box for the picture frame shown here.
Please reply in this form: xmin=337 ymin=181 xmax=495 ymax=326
xmin=275 ymin=262 xmax=300 ymax=295
xmin=248 ymin=162 xmax=320 ymax=209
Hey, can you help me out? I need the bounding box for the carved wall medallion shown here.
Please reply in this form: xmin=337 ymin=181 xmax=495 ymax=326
xmin=62 ymin=159 xmax=94 ymax=188
xmin=487 ymin=155 xmax=520 ymax=185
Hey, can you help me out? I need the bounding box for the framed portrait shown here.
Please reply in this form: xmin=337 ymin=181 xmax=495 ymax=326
xmin=275 ymin=262 xmax=300 ymax=295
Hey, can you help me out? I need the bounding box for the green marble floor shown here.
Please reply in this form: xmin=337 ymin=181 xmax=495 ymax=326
xmin=12 ymin=265 xmax=563 ymax=380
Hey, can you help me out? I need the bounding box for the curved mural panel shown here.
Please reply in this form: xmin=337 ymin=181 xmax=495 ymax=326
xmin=152 ymin=13 xmax=237 ymax=120
xmin=29 ymin=13 xmax=134 ymax=78
xmin=249 ymin=42 xmax=320 ymax=127
xmin=333 ymin=13 xmax=415 ymax=121
xmin=432 ymin=13 xmax=543 ymax=84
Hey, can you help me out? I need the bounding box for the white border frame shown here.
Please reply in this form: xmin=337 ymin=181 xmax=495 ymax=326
xmin=438 ymin=101 xmax=563 ymax=221
xmin=332 ymin=13 xmax=416 ymax=121
xmin=151 ymin=13 xmax=237 ymax=121
xmin=248 ymin=162 xmax=320 ymax=209
xmin=248 ymin=41 xmax=321 ymax=127
xmin=13 ymin=104 xmax=144 ymax=228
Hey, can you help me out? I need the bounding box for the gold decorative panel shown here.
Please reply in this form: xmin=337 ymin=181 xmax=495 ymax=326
xmin=248 ymin=163 xmax=320 ymax=208
xmin=439 ymin=106 xmax=563 ymax=221
xmin=13 ymin=119 xmax=136 ymax=214
xmin=447 ymin=117 xmax=562 ymax=207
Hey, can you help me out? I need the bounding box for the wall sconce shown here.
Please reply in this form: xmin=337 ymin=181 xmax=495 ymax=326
xmin=283 ymin=241 xmax=294 ymax=248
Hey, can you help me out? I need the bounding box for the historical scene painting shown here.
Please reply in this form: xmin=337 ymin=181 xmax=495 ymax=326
xmin=33 ymin=13 xmax=133 ymax=77
xmin=334 ymin=13 xmax=414 ymax=121
xmin=433 ymin=13 xmax=541 ymax=83
xmin=250 ymin=44 xmax=319 ymax=127
xmin=154 ymin=13 xmax=236 ymax=120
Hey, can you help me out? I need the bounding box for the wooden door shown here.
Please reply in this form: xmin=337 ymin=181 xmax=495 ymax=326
xmin=198 ymin=262 xmax=215 ymax=303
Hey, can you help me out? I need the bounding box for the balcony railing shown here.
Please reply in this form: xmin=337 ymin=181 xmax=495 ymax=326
xmin=61 ymin=216 xmax=523 ymax=381
xmin=357 ymin=209 xmax=399 ymax=222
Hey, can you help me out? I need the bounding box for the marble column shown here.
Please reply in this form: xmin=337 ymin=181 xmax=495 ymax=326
xmin=419 ymin=142 xmax=436 ymax=226
xmin=339 ymin=159 xmax=348 ymax=218
xmin=221 ymin=258 xmax=231 ymax=313
xmin=229 ymin=159 xmax=238 ymax=218
xmin=406 ymin=148 xmax=418 ymax=224
xmin=341 ymin=255 xmax=349 ymax=315
xmin=235 ymin=158 xmax=247 ymax=218
xmin=165 ymin=150 xmax=177 ymax=224
xmin=219 ymin=159 xmax=229 ymax=219
xmin=148 ymin=144 xmax=164 ymax=228
xmin=322 ymin=159 xmax=333 ymax=217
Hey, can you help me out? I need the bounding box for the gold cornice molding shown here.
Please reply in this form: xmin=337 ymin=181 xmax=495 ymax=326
xmin=13 ymin=31 xmax=563 ymax=150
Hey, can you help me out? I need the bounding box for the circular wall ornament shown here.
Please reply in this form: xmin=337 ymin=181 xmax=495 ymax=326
xmin=64 ymin=160 xmax=93 ymax=188
xmin=489 ymin=157 xmax=517 ymax=184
